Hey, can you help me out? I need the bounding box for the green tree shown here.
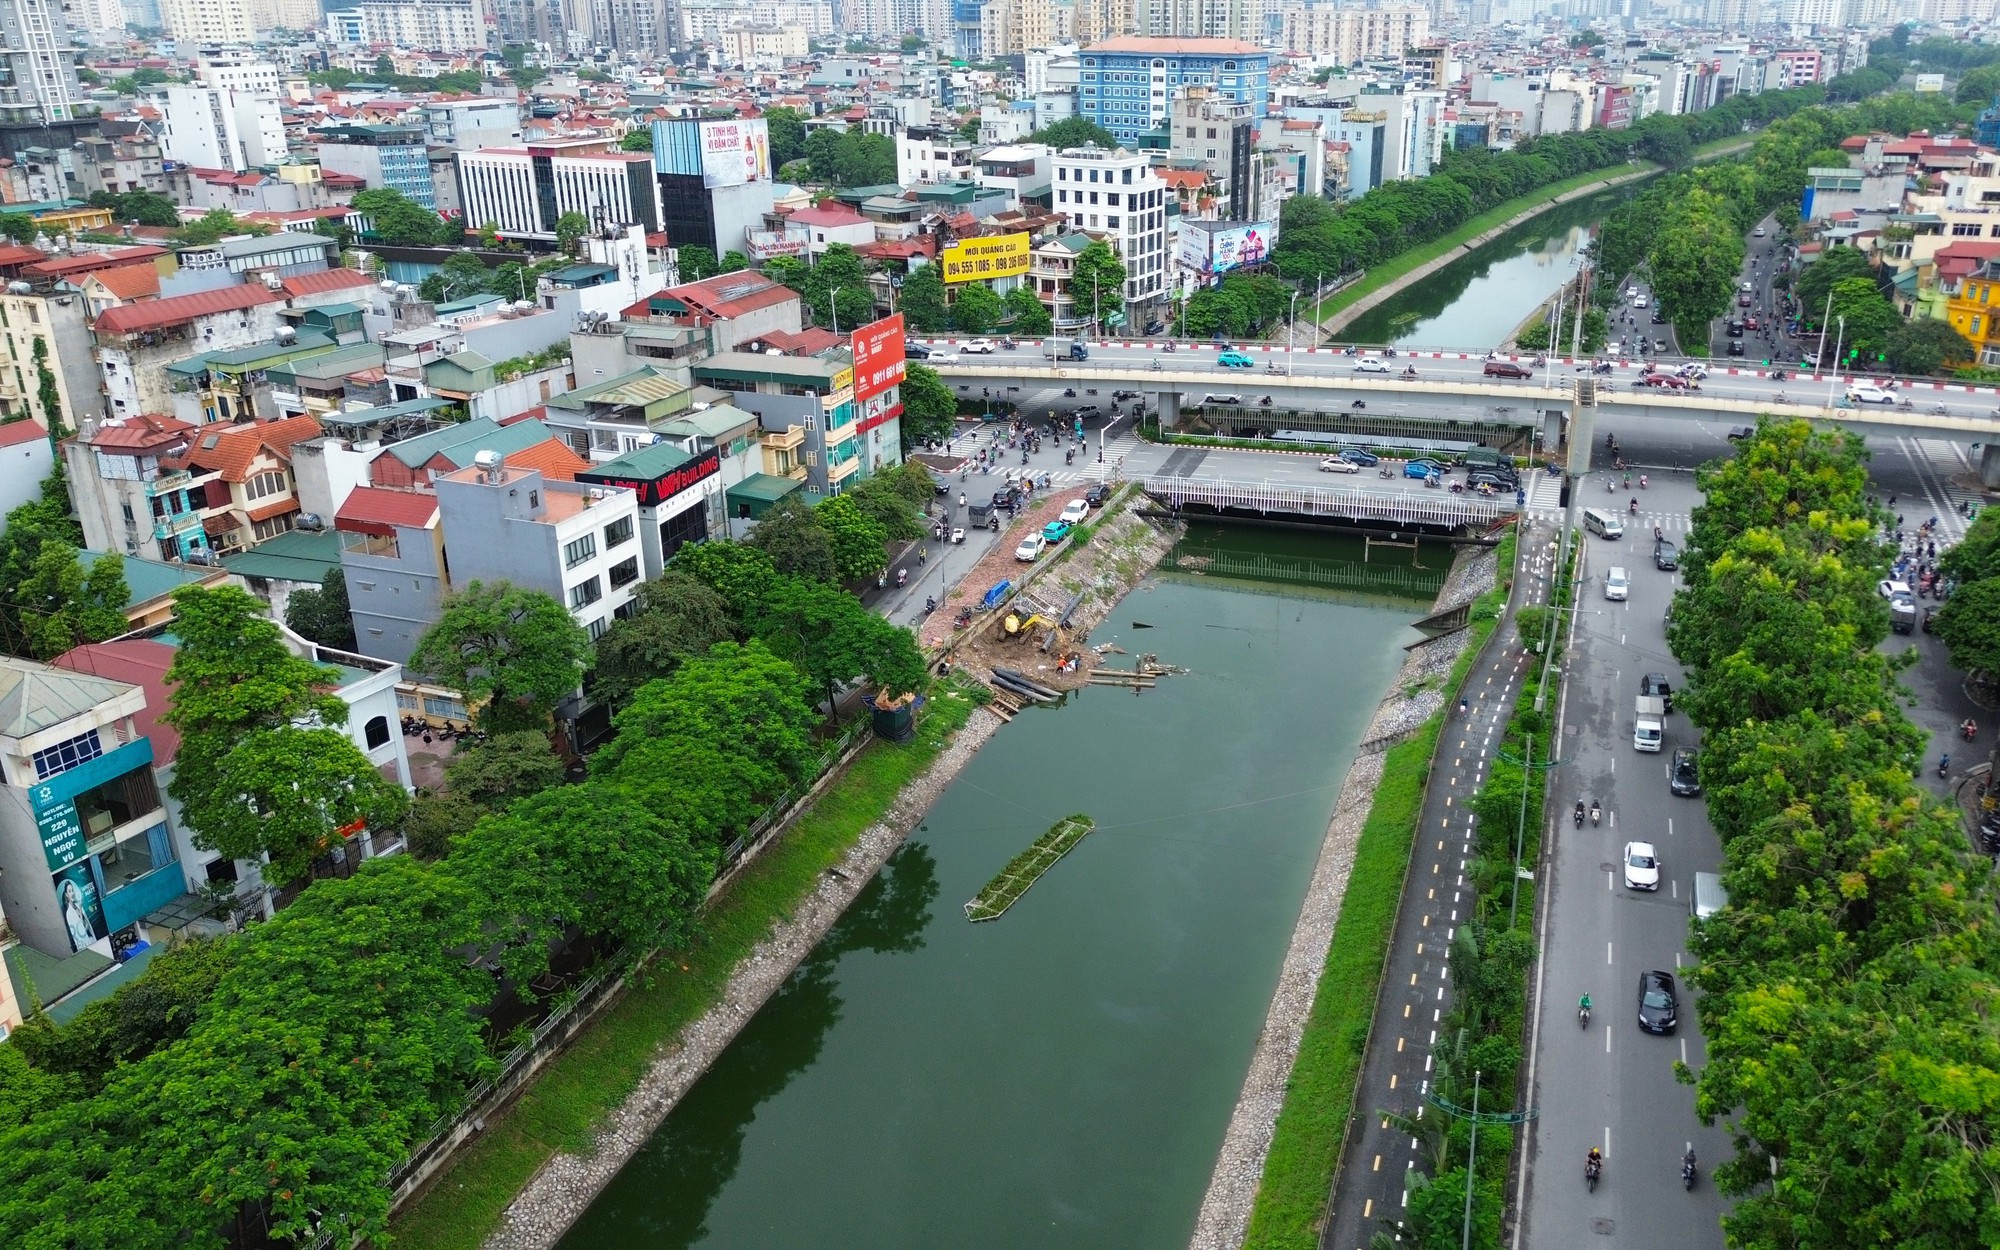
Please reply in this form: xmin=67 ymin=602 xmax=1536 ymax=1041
xmin=1069 ymin=240 xmax=1127 ymax=325
xmin=408 ymin=581 xmax=593 ymax=732
xmin=418 ymin=251 xmax=492 ymax=304
xmin=763 ymin=252 xmax=807 ymax=293
xmin=748 ymin=495 xmax=839 ymax=583
xmin=1934 ymin=578 xmax=2000 ymax=675
xmin=765 ymin=106 xmax=808 ymax=168
xmin=593 ymin=638 xmax=817 ymax=781
xmin=554 ymin=210 xmax=590 ymax=255
xmin=1884 ymin=313 xmax=1971 ymax=375
xmin=1027 ymin=118 xmax=1119 ymax=149
xmin=803 ymin=242 xmax=874 ymax=330
xmin=171 ymin=209 xmax=272 ymax=246
xmin=846 ymin=470 xmax=928 ymax=542
xmin=1793 ymin=246 xmax=1876 ymax=327
xmin=0 ymin=213 xmax=38 ymax=245
xmin=719 ymin=249 xmax=749 ymax=274
xmin=949 ymin=280 xmax=1002 ymax=333
xmin=16 ymin=543 xmax=128 ymax=660
xmin=8 ymin=937 xmax=238 ymax=1090
xmin=284 ymin=566 xmax=357 ymax=652
xmin=87 ymin=189 xmax=180 ymax=227
xmin=899 ymin=361 xmax=957 ymax=446
xmin=898 ymin=261 xmax=949 ymax=332
xmin=181 ymin=726 xmax=410 ymax=887
xmin=1825 ymin=276 xmax=1899 ymax=365
xmin=590 ymin=571 xmax=735 ymax=705
xmin=1004 ymin=283 xmax=1052 ymax=335
xmin=678 ymin=244 xmax=718 ymax=282
xmin=748 ymin=577 xmax=927 ymax=716
xmin=442 ymin=729 xmax=565 ymax=808
xmin=350 ymin=188 xmax=452 ymax=246
xmin=1647 ymin=189 xmax=1742 ymax=348
xmin=620 ymin=129 xmax=653 ymax=151
xmin=812 ymin=492 xmax=889 ymax=582
xmin=403 ymin=789 xmax=478 ymax=860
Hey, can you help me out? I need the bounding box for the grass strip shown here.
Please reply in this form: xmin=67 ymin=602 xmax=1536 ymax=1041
xmin=1241 ymin=533 xmax=1512 ymax=1250
xmin=964 ymin=814 xmax=1094 ymax=921
xmin=1311 ymin=163 xmax=1651 ymax=325
xmin=390 ymin=687 xmax=980 ymax=1250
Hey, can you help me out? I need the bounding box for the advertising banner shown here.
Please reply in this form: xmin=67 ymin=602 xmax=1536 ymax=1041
xmin=939 ymin=233 xmax=1031 ymax=284
xmin=850 ymin=313 xmax=906 ymax=401
xmin=33 ymin=786 xmax=84 ymax=872
xmin=746 ymin=229 xmax=806 ymax=260
xmin=1178 ymin=222 xmax=1273 ymax=277
xmin=54 ymin=860 xmax=106 ymax=953
xmin=699 ymin=118 xmax=771 ymax=189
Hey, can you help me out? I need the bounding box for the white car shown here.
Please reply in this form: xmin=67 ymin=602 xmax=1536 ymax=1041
xmin=1632 ymin=295 xmax=1649 ymax=308
xmin=1014 ymin=533 xmax=1047 ymax=561
xmin=960 ymin=340 xmax=995 ymax=354
xmin=1318 ymin=457 xmax=1360 ymax=474
xmin=1202 ymin=393 xmax=1243 ymax=406
xmin=1605 ymin=567 xmax=1630 ymax=602
xmin=1754 ymin=226 xmax=1767 ymax=237
xmin=1740 ymin=281 xmax=1754 ymax=293
xmin=1355 ymin=358 xmax=1391 ymax=373
xmin=1846 ymin=382 xmax=1895 ymax=405
xmin=927 ymin=349 xmax=961 ymax=364
xmin=1676 ymin=362 xmax=1709 ymax=380
xmin=1879 ymin=579 xmax=1913 ymax=600
xmin=1059 ymin=499 xmax=1090 ymax=524
xmin=1622 ymin=841 xmax=1661 ymax=891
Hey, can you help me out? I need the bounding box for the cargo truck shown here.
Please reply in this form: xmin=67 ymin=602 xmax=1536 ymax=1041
xmin=1634 ymin=695 xmax=1665 ymax=752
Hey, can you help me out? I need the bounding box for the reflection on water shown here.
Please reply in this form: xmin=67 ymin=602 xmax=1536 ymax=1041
xmin=1165 ymin=522 xmax=1452 ymax=603
xmin=1346 ymin=186 xmax=1641 ymax=349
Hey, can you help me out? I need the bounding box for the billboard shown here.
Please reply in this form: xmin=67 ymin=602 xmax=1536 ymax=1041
xmin=55 ymin=861 xmax=106 ymax=953
xmin=1176 ymin=222 xmax=1272 ymax=278
xmin=746 ymin=229 xmax=806 ymax=260
xmin=652 ymin=118 xmax=771 ymax=188
xmin=850 ymin=313 xmax=906 ymax=402
xmin=939 ymin=233 xmax=1032 ymax=285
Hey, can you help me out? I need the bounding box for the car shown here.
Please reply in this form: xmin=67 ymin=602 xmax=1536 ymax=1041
xmin=1622 ymin=841 xmax=1662 ymax=891
xmin=1014 ymin=533 xmax=1047 ymax=561
xmin=1637 ymin=969 xmax=1680 ymax=1034
xmin=989 ymin=486 xmax=1021 ymax=510
xmin=1111 ymin=389 xmax=1140 ymax=400
xmin=1318 ymin=456 xmax=1360 ymax=473
xmin=928 ymin=349 xmax=961 ymax=364
xmin=1727 ymin=339 xmax=1746 ymax=357
xmin=1879 ymin=578 xmax=1914 ymax=600
xmin=1744 ymin=315 xmax=1759 ymax=330
xmin=1726 ymin=424 xmax=1754 ymax=441
xmin=949 ymin=526 xmax=966 ymax=544
xmin=1670 ymin=748 xmax=1702 ymax=796
xmin=1847 ymin=382 xmax=1895 ymax=405
xmin=1202 ymin=393 xmax=1243 ymax=406
xmin=1483 ymin=360 xmax=1533 ymax=379
xmin=1404 ymin=458 xmax=1446 ymax=479
xmin=1355 ymin=358 xmax=1391 ymax=373
xmin=1467 ymin=470 xmax=1517 ymax=491
xmin=1738 ymin=293 xmax=1752 ymax=308
xmin=1654 ymin=338 xmax=1669 ymax=352
xmin=1626 ymin=286 xmax=1639 ymax=299
xmin=1339 ymin=448 xmax=1380 ymax=466
xmin=1083 ymin=483 xmax=1110 ymax=508
xmin=1641 ymin=672 xmax=1674 ymax=709
xmin=1754 ymin=225 xmax=1767 ymax=236
xmin=1651 ymin=311 xmax=1667 ymax=324
xmin=1741 ymin=281 xmax=1754 ymax=292
xmin=1059 ymin=499 xmax=1091 ymax=524
xmin=1074 ymin=404 xmax=1102 ymax=418
xmin=1641 ymin=372 xmax=1690 ymax=389
xmin=1042 ymin=520 xmax=1072 ymax=543
xmin=1144 ymin=320 xmax=1166 ymax=335
xmin=1676 ymin=362 xmax=1709 ymax=380
xmin=1632 ymin=294 xmax=1649 ymax=308
xmin=1726 ymin=320 xmax=1744 ymax=337
xmin=961 ymin=339 xmax=996 ymax=354
xmin=1217 ymin=350 xmax=1255 ymax=368
xmin=904 ymin=342 xmax=931 ymax=360
xmin=1654 ymin=537 xmax=1679 ymax=570
xmin=1605 ymin=566 xmax=1630 ymax=601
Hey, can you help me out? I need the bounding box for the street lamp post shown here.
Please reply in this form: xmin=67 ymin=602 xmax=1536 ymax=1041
xmin=830 ymin=285 xmax=842 ymax=338
xmin=1461 ymin=1070 xmax=1481 ymax=1250
xmin=1288 ymin=287 xmax=1300 ymax=376
xmin=1824 ymin=314 xmax=1846 ymax=409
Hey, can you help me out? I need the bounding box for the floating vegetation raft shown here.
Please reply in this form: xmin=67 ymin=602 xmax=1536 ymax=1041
xmin=964 ymin=813 xmax=1096 ymax=922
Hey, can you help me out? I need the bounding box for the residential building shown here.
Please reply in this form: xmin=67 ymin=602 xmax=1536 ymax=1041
xmin=1772 ymin=48 xmax=1825 ymax=88
xmin=358 ymin=0 xmax=485 ymax=51
xmin=0 ymin=0 xmax=91 ymax=158
xmin=456 ymin=142 xmax=662 ymax=244
xmin=696 ymin=348 xmax=900 ymax=495
xmin=1137 ymin=0 xmax=1251 ymax=40
xmin=151 ymin=412 xmax=322 ymax=552
xmin=784 ymin=202 xmax=877 ymax=258
xmin=0 ymin=418 xmax=49 ymax=519
xmin=75 ymin=122 xmax=165 ymax=199
xmin=1077 ymin=37 xmax=1270 ymax=146
xmin=91 ymin=284 xmax=286 ymax=420
xmin=247 ymin=0 xmax=320 ymax=29
xmin=1168 ymin=87 xmax=1262 ymax=223
xmin=1278 ymin=4 xmax=1429 ymax=63
xmin=650 ymin=117 xmax=779 ymax=259
xmin=156 ymin=84 xmax=288 ymax=173
xmin=419 ymin=96 xmax=522 ymax=152
xmin=577 ymin=438 xmax=726 ymax=576
xmin=898 ymin=125 xmax=979 ymax=187
xmin=192 ymin=52 xmax=281 ymax=95
xmin=62 ymin=413 xmax=200 ymax=561
xmin=0 ymin=282 xmax=97 ymax=437
xmin=163 ymin=0 xmax=253 ymax=42
xmin=1945 ymin=257 xmax=2000 ymax=366
xmin=335 ymin=486 xmax=446 ymax=667
xmin=313 ymin=123 xmax=436 ymax=209
xmin=720 ymin=25 xmax=810 ymax=64
xmin=1051 ymin=143 xmax=1169 ymax=314
xmin=325 ymin=7 xmax=364 ymax=38
xmin=976 ymin=143 xmax=1053 ymax=203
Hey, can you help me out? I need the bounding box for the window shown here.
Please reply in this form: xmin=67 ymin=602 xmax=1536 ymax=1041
xmin=364 ymin=716 xmax=390 ymax=749
xmin=604 ymin=516 xmax=633 ymax=548
xmin=569 ymin=577 xmax=601 ymax=609
xmin=608 ymin=555 xmax=639 ymax=589
xmin=1184 ymin=126 xmax=1195 ymax=137
xmin=587 ymin=616 xmax=609 ymax=640
xmin=245 ymin=469 xmax=288 ymax=500
xmin=33 ymin=729 xmax=103 ymax=780
xmin=422 ymin=694 xmax=466 ymax=719
xmin=563 ymin=533 xmax=596 ymax=568
xmin=1123 ymin=169 xmax=1132 ymax=184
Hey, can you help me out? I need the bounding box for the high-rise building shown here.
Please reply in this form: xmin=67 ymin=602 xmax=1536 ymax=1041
xmin=457 ymin=141 xmax=663 ymax=242
xmin=358 ymin=0 xmax=483 ymax=50
xmin=1137 ymin=0 xmax=1247 ymax=39
xmin=0 ymin=0 xmax=88 ymax=142
xmin=314 ymin=123 xmax=436 ymax=208
xmin=1076 ymin=36 xmax=1268 ymax=147
xmin=1277 ymin=5 xmax=1429 ymax=63
xmin=1051 ymin=143 xmax=1169 ymax=312
xmin=157 ymin=84 xmax=286 ymax=170
xmin=162 ymin=0 xmax=254 ymax=43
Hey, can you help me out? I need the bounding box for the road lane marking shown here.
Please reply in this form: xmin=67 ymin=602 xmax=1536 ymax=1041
xmin=1373 ymin=1154 xmax=1382 ymax=1172
xmin=1389 ymin=1073 xmax=1397 ymax=1089
xmin=1397 ymin=1036 xmax=1405 ymax=1052
xmin=1607 ymin=941 xmax=1614 ymax=964
xmin=1681 ymin=1037 xmax=1688 ymax=1064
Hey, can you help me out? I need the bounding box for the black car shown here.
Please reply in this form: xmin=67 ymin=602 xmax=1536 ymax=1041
xmin=1339 ymin=448 xmax=1380 ymax=466
xmin=989 ymin=486 xmax=1021 ymax=510
xmin=1670 ymin=748 xmax=1702 ymax=797
xmin=1651 ymin=311 xmax=1667 ymax=324
xmin=1654 ymin=538 xmax=1679 ymax=570
xmin=904 ymin=342 xmax=931 ymax=360
xmin=1640 ymin=672 xmax=1673 ymax=709
xmin=1727 ymin=339 xmax=1746 ymax=357
xmin=1466 ymin=470 xmax=1518 ymax=491
xmin=1084 ymin=483 xmax=1110 ymax=508
xmin=1144 ymin=320 xmax=1166 ymax=335
xmin=1637 ymin=970 xmax=1680 ymax=1034
xmin=1726 ymin=425 xmax=1754 ymax=442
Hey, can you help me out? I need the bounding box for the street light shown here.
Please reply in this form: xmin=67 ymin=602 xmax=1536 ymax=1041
xmin=1288 ymin=287 xmax=1300 ymax=377
xmin=1824 ymin=314 xmax=1846 ymax=410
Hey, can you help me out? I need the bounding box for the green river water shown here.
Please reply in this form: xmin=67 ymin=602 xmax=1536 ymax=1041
xmin=555 ymin=525 xmax=1446 ymax=1249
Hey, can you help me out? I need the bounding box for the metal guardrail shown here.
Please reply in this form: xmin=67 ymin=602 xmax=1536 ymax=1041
xmin=1141 ymin=475 xmax=1517 ymax=529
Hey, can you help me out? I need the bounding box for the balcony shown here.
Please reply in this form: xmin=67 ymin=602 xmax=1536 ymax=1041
xmin=761 ymin=425 xmax=805 ymax=453
xmin=827 ymin=454 xmax=860 ymax=484
xmin=146 ymin=469 xmax=191 ymax=497
xmin=825 ymin=415 xmax=857 ymax=446
xmin=152 ymin=510 xmax=201 ymax=541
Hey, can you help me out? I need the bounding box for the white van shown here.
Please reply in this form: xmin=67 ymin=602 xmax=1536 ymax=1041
xmin=1583 ymin=508 xmax=1624 ymax=539
xmin=1692 ymin=871 xmax=1729 ymax=920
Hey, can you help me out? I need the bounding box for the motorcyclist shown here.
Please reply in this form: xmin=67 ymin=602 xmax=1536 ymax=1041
xmin=1630 ymin=497 xmax=1638 ymax=515
xmin=1580 ymin=991 xmax=1593 ymax=1014
xmin=1964 ymin=718 xmax=1979 ymax=741
xmin=1574 ymin=799 xmax=1586 ymax=827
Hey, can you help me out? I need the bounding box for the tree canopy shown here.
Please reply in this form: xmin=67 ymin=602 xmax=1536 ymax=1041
xmin=408 ymin=581 xmax=593 ymax=731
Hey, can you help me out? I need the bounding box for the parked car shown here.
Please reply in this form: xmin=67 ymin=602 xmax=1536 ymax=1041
xmin=1847 ymin=382 xmax=1895 ymax=405
xmin=1404 ymin=458 xmax=1446 ymax=479
xmin=1355 ymin=358 xmax=1391 ymax=373
xmin=1483 ymin=360 xmax=1533 ymax=379
xmin=1042 ymin=520 xmax=1072 ymax=544
xmin=1637 ymin=969 xmax=1680 ymax=1034
xmin=1338 ymin=448 xmax=1380 ymax=466
xmin=1083 ymin=483 xmax=1110 ymax=508
xmin=1670 ymin=747 xmax=1702 ymax=797
xmin=1622 ymin=841 xmax=1661 ymax=891
xmin=1217 ymin=350 xmax=1255 ymax=368
xmin=1144 ymin=320 xmax=1166 ymax=335
xmin=1319 ymin=456 xmax=1360 ymax=474
xmin=1014 ymin=533 xmax=1047 ymax=561
xmin=1726 ymin=424 xmax=1755 ymax=441
xmin=1059 ymin=499 xmax=1090 ymax=524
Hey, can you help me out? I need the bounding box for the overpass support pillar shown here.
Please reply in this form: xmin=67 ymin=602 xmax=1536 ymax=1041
xmin=1981 ymin=441 xmax=2000 ymax=490
xmin=1562 ymin=400 xmax=1596 ymax=477
xmin=1541 ymin=407 xmax=1566 ymax=455
xmin=1154 ymin=389 xmax=1181 ymax=432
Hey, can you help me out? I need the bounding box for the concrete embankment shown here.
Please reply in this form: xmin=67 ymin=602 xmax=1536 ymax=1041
xmin=1185 ymin=540 xmax=1501 ymax=1250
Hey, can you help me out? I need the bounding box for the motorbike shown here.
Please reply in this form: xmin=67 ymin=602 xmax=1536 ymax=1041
xmin=1062 ymin=387 xmax=1076 ymax=397
xmin=1401 ymin=367 xmax=1419 ymax=380
xmin=953 ymin=606 xmax=974 ymax=628
xmin=1151 ymin=360 xmax=1163 ymax=371
xmin=1266 ymin=363 xmax=1284 ymax=375
xmin=1939 ymin=754 xmax=1952 ymax=778
xmin=1384 ymin=347 xmax=1398 ymax=358
xmin=1586 ymin=1154 xmax=1602 ymax=1193
xmin=1065 ymin=448 xmax=1075 ymax=464
xmin=1590 ymin=801 xmax=1601 ymax=826
xmin=1574 ymin=800 xmax=1586 ymax=829
xmin=1682 ymin=1151 xmax=1698 ymax=1192
xmin=1000 ymin=337 xmax=1017 ymax=349
xmin=1770 ymin=369 xmax=1789 ymax=382
xmin=896 ymin=568 xmax=908 ymax=588
xmin=1259 ymin=395 xmax=1274 ymax=406
xmin=1579 ymin=1001 xmax=1591 ymax=1029
xmin=923 ymin=596 xmax=936 ymax=615
xmin=1639 ymin=475 xmax=1648 ymax=489
xmin=1351 ymin=400 xmax=1367 ymax=410
xmin=1162 ymin=341 xmax=1177 ymax=352
xmin=1630 ymin=497 xmax=1639 ymax=515
xmin=1594 ymin=361 xmax=1615 ymax=374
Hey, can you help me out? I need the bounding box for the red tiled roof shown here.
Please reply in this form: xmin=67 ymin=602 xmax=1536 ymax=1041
xmin=0 ymin=244 xmax=45 ymax=267
xmin=659 ymin=270 xmax=796 ymax=321
xmin=0 ymin=417 xmax=44 ymax=447
xmin=1160 ymin=169 xmax=1210 ymax=189
xmin=789 ymin=204 xmax=869 ymax=227
xmin=86 ymin=263 xmax=161 ymax=301
xmin=93 ymin=283 xmax=280 ymax=335
xmin=335 ymin=485 xmax=439 ymax=535
xmin=243 ymin=497 xmax=301 ymax=523
xmin=83 ymin=413 xmax=194 ymax=451
xmin=281 ymin=268 xmax=376 ymax=298
xmin=748 ymin=328 xmax=841 ymax=354
xmin=167 ymin=414 xmax=321 ymax=482
xmin=856 ymin=238 xmax=937 ymax=261
xmin=22 ymin=245 xmax=165 ymax=280
xmin=504 ymin=438 xmax=590 ymax=483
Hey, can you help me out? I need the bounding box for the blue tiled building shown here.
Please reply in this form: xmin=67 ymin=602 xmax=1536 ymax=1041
xmin=1078 ymin=37 xmax=1270 ymax=147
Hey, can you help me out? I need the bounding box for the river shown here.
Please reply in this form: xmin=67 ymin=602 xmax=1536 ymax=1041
xmin=1344 ymin=185 xmax=1641 ymax=349
xmin=554 ymin=524 xmax=1448 ymax=1250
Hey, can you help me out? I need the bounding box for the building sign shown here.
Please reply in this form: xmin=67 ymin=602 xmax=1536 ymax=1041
xmin=652 ymin=117 xmax=771 ymax=188
xmin=29 ymin=739 xmax=154 ymax=872
xmin=54 ymin=861 xmax=106 ymax=953
xmin=746 ymin=229 xmax=806 ymax=259
xmin=850 ymin=313 xmax=906 ymax=401
xmin=33 ymin=785 xmax=84 ymax=872
xmin=1176 ymin=222 xmax=1272 ymax=278
xmin=939 ymin=233 xmax=1031 ymax=284
xmin=578 ymin=447 xmax=721 ymax=510
xmin=856 ymin=390 xmax=903 ymax=434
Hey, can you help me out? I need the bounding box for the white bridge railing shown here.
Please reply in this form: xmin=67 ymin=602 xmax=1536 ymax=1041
xmin=1141 ymin=475 xmax=1517 ymax=529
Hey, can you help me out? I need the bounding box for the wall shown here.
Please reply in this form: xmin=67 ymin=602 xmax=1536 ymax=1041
xmin=342 ymin=523 xmax=448 ymax=668
xmin=291 ymin=436 xmax=379 ymax=522
xmin=0 ymin=426 xmax=51 ymax=522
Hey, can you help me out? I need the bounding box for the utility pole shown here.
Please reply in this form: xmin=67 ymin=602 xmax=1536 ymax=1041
xmin=1461 ymin=1070 xmax=1482 ymax=1250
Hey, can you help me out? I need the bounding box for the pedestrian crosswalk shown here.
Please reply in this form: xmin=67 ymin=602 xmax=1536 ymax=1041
xmin=1905 ymin=438 xmax=1982 ymax=544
